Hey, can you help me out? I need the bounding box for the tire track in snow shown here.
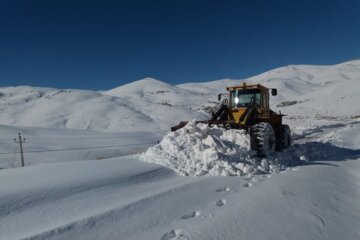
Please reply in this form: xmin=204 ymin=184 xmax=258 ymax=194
xmin=0 ymin=166 xmax=180 ymax=240
xmin=18 ymin=177 xmax=214 ymax=240
xmin=0 ymin=167 xmax=170 ymax=218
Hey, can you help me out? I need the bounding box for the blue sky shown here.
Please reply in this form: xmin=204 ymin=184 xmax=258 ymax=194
xmin=1 ymin=0 xmax=359 ymax=90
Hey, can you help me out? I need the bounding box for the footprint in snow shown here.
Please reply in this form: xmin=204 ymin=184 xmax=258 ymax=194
xmin=281 ymin=190 xmax=294 ymax=196
xmin=216 ymin=199 xmax=226 ymax=206
xmin=216 ymin=187 xmax=231 ymax=192
xmin=181 ymin=211 xmax=200 ymax=219
xmin=242 ymin=176 xmax=263 ymax=188
xmin=242 ymin=182 xmax=255 ymax=188
xmin=160 ymin=229 xmax=189 ymax=240
xmin=251 ymin=177 xmax=262 ymax=183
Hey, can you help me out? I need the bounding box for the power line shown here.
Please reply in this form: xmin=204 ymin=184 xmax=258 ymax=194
xmin=0 ymin=131 xmax=169 ymax=141
xmin=24 ymin=135 xmax=165 ymax=140
xmin=0 ymin=141 xmax=157 ymax=155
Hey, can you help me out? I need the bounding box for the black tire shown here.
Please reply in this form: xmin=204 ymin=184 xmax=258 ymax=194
xmin=276 ymin=124 xmax=292 ymax=150
xmin=251 ymin=122 xmax=276 ymax=157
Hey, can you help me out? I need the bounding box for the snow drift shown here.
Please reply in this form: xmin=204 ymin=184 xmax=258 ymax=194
xmin=140 ymin=121 xmax=277 ymax=176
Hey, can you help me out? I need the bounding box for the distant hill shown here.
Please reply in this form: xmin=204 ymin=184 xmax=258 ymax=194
xmin=0 ymin=59 xmax=359 ymax=131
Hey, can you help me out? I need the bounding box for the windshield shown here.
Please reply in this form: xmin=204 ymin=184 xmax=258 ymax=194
xmin=231 ymin=89 xmax=261 ymax=108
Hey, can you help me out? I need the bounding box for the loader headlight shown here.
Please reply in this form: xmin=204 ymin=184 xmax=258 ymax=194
xmin=234 ymin=97 xmax=239 ymax=104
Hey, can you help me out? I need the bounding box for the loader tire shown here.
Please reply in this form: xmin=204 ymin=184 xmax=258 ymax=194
xmin=251 ymin=122 xmax=276 ymax=157
xmin=276 ymin=124 xmax=292 ymax=150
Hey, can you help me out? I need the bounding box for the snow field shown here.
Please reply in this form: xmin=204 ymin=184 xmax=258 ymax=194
xmin=0 ymin=124 xmax=163 ymax=169
xmin=0 ymin=120 xmax=359 ymax=240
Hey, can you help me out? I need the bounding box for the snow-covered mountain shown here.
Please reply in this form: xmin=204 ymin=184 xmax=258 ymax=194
xmin=0 ymin=59 xmax=359 ymax=132
xmin=179 ymin=59 xmax=360 ymax=118
xmin=0 ymin=87 xmax=162 ymax=131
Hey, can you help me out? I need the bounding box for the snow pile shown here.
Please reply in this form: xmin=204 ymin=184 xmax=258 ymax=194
xmin=140 ymin=121 xmax=276 ymax=176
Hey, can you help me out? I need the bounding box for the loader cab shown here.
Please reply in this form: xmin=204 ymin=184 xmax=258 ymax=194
xmin=226 ymin=83 xmax=271 ymax=123
xmin=227 ymin=84 xmax=270 ymax=110
xmin=230 ymin=89 xmax=261 ymax=108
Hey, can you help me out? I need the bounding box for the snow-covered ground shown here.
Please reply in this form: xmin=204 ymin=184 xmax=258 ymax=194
xmin=0 ymin=120 xmax=359 ymax=240
xmin=0 ymin=59 xmax=359 ymax=240
xmin=0 ymin=124 xmax=164 ymax=169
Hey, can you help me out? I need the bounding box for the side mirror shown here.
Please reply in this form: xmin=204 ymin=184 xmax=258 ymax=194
xmin=218 ymin=94 xmax=221 ymax=101
xmin=271 ymin=89 xmax=277 ymax=96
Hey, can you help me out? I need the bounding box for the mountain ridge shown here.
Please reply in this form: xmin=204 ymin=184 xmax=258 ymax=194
xmin=0 ymin=59 xmax=359 ymax=131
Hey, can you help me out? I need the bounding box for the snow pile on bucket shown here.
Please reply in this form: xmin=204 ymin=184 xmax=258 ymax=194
xmin=140 ymin=121 xmax=276 ymax=176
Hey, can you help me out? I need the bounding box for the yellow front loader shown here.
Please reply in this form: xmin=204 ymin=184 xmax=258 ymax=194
xmin=171 ymin=82 xmax=291 ymax=156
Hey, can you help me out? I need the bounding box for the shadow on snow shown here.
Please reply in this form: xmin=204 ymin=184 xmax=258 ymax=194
xmin=275 ymin=141 xmax=360 ymax=168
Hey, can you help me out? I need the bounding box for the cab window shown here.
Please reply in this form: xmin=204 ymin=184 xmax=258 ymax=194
xmin=231 ymin=89 xmax=261 ymax=108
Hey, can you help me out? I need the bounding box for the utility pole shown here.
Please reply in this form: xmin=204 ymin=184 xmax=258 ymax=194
xmin=14 ymin=133 xmax=26 ymax=167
